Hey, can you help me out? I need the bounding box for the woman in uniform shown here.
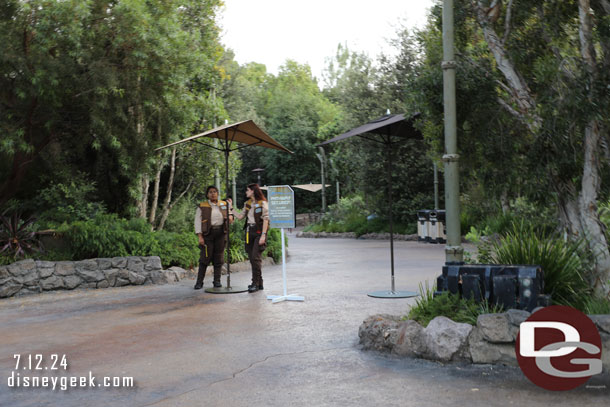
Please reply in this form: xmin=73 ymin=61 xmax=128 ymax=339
xmin=194 ymin=186 xmax=231 ymax=289
xmin=229 ymin=183 xmax=269 ymax=293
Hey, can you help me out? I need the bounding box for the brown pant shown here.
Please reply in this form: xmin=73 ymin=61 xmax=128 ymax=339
xmin=196 ymin=227 xmax=226 ymax=286
xmin=245 ymin=230 xmax=266 ymax=287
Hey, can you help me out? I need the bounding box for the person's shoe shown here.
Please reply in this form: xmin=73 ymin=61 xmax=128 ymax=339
xmin=194 ymin=284 xmax=203 ymax=290
xmin=258 ymin=284 xmax=264 ymax=290
xmin=213 ymin=281 xmax=222 ymax=288
xmin=248 ymin=285 xmax=259 ymax=293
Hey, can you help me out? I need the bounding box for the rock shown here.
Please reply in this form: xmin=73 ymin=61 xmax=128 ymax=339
xmin=358 ymin=314 xmax=402 ymax=352
xmin=115 ymin=278 xmax=129 ymax=287
xmin=127 ymin=257 xmax=144 ymax=273
xmin=468 ymin=327 xmax=517 ymax=366
xmin=506 ymin=309 xmax=530 ymax=326
xmin=97 ymin=258 xmax=112 ymax=270
xmin=600 ymin=332 xmax=610 ymax=373
xmin=145 ymin=257 xmax=162 ymax=271
xmin=163 ymin=270 xmax=179 ymax=283
xmin=392 ymin=320 xmax=427 ymax=357
xmin=112 ymin=257 xmax=127 ymax=268
xmin=75 ymin=259 xmax=98 ymax=271
xmin=84 ymin=282 xmax=97 ymax=289
xmin=55 ymin=262 xmax=75 ymax=276
xmin=0 ymin=278 xmax=22 ymax=298
xmin=40 ymin=275 xmax=63 ymax=291
xmin=0 ymin=266 xmax=9 ymax=279
xmin=20 ymin=270 xmax=40 ymax=286
xmin=39 ymin=267 xmax=54 ymax=279
xmin=477 ymin=313 xmax=513 ymax=343
xmin=77 ymin=269 xmax=104 ymax=283
xmin=149 ymin=271 xmax=169 ymax=284
xmin=103 ymin=269 xmax=119 ymax=286
xmin=167 ymin=266 xmax=189 ymax=280
xmin=97 ymin=280 xmax=110 ymax=289
xmin=36 ymin=260 xmax=55 ymax=269
xmin=8 ymin=259 xmax=36 ymax=276
xmin=128 ymin=271 xmax=146 ymax=285
xmin=589 ymin=315 xmax=610 ymax=335
xmin=423 ymin=316 xmax=473 ymax=362
xmin=62 ymin=275 xmax=81 ymax=290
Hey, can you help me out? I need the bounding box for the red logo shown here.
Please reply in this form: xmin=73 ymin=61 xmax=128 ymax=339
xmin=515 ymin=305 xmax=602 ymax=391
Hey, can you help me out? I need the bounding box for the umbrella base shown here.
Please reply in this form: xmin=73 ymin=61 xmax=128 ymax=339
xmin=205 ymin=286 xmax=249 ymax=294
xmin=367 ymin=290 xmax=418 ymax=299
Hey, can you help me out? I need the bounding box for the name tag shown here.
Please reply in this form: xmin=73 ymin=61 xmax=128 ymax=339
xmin=221 ymin=206 xmax=226 ymax=210
xmin=255 ymin=208 xmax=262 ymax=213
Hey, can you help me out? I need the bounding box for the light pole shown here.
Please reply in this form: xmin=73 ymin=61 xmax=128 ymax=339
xmin=316 ymin=147 xmax=326 ymax=213
xmin=252 ymin=168 xmax=264 ymax=186
xmin=442 ymin=0 xmax=463 ymax=263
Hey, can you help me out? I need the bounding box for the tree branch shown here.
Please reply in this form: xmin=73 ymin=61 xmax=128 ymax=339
xmin=502 ymin=0 xmax=514 ymax=46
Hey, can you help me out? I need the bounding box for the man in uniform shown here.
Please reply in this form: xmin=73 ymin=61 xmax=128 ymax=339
xmin=194 ymin=186 xmax=232 ymax=289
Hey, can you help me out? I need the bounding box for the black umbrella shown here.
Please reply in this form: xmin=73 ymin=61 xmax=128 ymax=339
xmin=319 ymin=112 xmax=422 ymax=298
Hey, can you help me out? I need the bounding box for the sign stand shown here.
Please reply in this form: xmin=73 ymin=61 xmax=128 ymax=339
xmin=265 ymin=186 xmax=304 ymax=304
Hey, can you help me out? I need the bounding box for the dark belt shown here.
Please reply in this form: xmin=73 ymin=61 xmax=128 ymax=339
xmin=210 ymin=225 xmax=224 ymax=230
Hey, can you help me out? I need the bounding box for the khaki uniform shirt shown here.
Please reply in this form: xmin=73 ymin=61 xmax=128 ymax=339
xmin=194 ymin=201 xmax=225 ymax=234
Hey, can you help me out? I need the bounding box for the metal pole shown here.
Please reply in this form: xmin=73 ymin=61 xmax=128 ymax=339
xmin=387 ymin=142 xmax=395 ymax=292
xmin=224 ymin=133 xmax=232 ymax=288
xmin=232 ymin=175 xmax=237 ymax=207
xmin=442 ymin=0 xmax=463 ymax=262
xmin=318 ymin=147 xmax=326 ymax=213
xmin=281 ymin=228 xmax=287 ymax=297
xmin=434 ymin=162 xmax=439 ymax=210
xmin=336 ymin=181 xmax=340 ymax=204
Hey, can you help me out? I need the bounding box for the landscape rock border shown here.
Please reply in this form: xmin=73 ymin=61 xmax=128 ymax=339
xmin=359 ymin=311 xmax=610 ymax=371
xmin=0 ymin=257 xmax=274 ymax=299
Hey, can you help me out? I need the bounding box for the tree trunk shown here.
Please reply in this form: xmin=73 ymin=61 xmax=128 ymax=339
xmin=157 ymin=178 xmax=193 ymax=231
xmin=138 ymin=173 xmax=149 ymax=219
xmin=474 ymin=0 xmax=610 ymax=297
xmin=148 ymin=158 xmax=162 ymax=227
xmin=156 ymin=147 xmax=176 ymax=230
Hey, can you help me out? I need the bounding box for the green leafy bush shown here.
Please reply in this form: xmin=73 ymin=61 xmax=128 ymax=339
xmin=37 ymin=172 xmax=106 ymax=226
xmin=406 ymin=281 xmax=504 ymax=327
xmin=485 ymin=222 xmax=591 ymax=310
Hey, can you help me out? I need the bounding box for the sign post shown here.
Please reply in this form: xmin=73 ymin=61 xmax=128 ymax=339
xmin=266 ymin=185 xmax=304 ymax=303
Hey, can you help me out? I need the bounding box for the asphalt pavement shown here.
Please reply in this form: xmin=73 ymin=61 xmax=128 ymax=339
xmin=0 ymin=232 xmax=608 ymax=406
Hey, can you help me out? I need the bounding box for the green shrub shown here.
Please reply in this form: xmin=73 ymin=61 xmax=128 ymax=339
xmin=487 ymin=222 xmax=591 ymax=310
xmin=38 ymin=172 xmax=106 ymax=225
xmin=406 ymin=281 xmax=504 ymax=327
xmin=582 ymin=296 xmax=610 ymax=315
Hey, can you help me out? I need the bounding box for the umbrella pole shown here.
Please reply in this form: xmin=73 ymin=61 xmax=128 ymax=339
xmin=225 ymin=145 xmax=232 ymax=289
xmin=367 ymin=138 xmax=416 ymax=299
xmin=388 ymin=142 xmax=395 ymax=293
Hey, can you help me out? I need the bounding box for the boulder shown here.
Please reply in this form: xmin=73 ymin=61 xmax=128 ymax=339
xmin=0 ymin=278 xmax=22 ymax=298
xmin=358 ymin=314 xmax=402 ymax=352
xmin=128 ymin=271 xmax=146 ymax=285
xmin=75 ymin=259 xmax=98 ymax=271
xmin=127 ymin=257 xmax=144 ymax=273
xmin=0 ymin=266 xmax=9 ymax=279
xmin=589 ymin=315 xmax=610 ymax=335
xmin=40 ymin=275 xmax=63 ymax=291
xmin=423 ymin=316 xmax=473 ymax=362
xmin=506 ymin=309 xmax=530 ymax=326
xmin=97 ymin=258 xmax=112 ymax=270
xmin=149 ymin=271 xmax=169 ymax=285
xmin=145 ymin=256 xmax=162 ymax=271
xmin=103 ymin=269 xmax=119 ymax=286
xmin=8 ymin=259 xmax=36 ymax=277
xmin=392 ymin=320 xmax=427 ymax=357
xmin=77 ymin=269 xmax=104 ymax=283
xmin=62 ymin=275 xmax=81 ymax=290
xmin=468 ymin=326 xmax=517 ymax=366
xmin=477 ymin=313 xmax=513 ymax=343
xmin=35 ymin=260 xmax=55 ymax=269
xmin=115 ymin=278 xmax=130 ymax=287
xmin=111 ymin=257 xmax=127 ymax=268
xmin=97 ymin=280 xmax=110 ymax=289
xmin=55 ymin=262 xmax=75 ymax=276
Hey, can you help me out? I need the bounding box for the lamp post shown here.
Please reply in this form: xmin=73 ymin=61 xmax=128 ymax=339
xmin=252 ymin=168 xmax=264 ymax=186
xmin=316 ymin=147 xmax=326 ymax=213
xmin=442 ymin=0 xmax=463 ymax=263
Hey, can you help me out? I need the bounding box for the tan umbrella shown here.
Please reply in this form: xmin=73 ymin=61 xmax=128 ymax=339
xmin=292 ymin=184 xmax=331 ymax=193
xmin=156 ymin=120 xmax=292 ymax=293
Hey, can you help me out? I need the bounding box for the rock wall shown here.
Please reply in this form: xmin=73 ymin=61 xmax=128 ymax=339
xmin=359 ymin=311 xmax=610 ymax=371
xmin=0 ymin=257 xmax=191 ymax=299
xmin=296 ymin=231 xmax=419 ymax=240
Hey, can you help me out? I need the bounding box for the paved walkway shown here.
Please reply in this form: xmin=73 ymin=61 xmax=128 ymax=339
xmin=0 ymin=234 xmax=607 ymax=406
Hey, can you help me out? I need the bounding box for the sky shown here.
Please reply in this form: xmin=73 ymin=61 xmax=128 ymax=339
xmin=219 ymin=0 xmax=436 ymax=81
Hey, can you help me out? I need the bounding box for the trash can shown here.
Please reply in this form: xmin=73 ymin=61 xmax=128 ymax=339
xmin=435 ymin=210 xmax=447 ymax=243
xmin=417 ymin=210 xmax=431 ymax=242
xmin=429 ymin=211 xmax=439 ymax=243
